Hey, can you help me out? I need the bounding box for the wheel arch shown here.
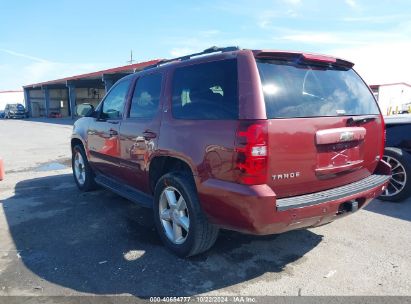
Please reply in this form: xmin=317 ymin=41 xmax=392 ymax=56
xmin=148 ymin=155 xmax=197 ymax=194
xmin=71 ymin=136 xmax=87 ymax=153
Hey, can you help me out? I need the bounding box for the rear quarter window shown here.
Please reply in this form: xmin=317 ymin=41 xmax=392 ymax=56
xmin=257 ymin=60 xmax=380 ymax=118
xmin=129 ymin=73 xmax=162 ymax=119
xmin=171 ymin=59 xmax=238 ymax=120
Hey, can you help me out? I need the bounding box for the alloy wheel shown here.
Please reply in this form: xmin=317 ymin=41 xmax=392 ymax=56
xmin=381 ymin=155 xmax=407 ymax=197
xmin=74 ymin=151 xmax=86 ymax=186
xmin=159 ymin=186 xmax=190 ymax=244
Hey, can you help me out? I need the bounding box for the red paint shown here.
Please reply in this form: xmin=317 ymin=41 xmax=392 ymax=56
xmin=87 ymin=120 xmax=122 ymax=178
xmin=73 ymin=48 xmax=390 ymax=235
xmin=380 ymin=114 xmax=386 ymax=159
xmin=198 ymin=175 xmax=386 ymax=234
xmin=301 ymin=53 xmax=337 ymax=64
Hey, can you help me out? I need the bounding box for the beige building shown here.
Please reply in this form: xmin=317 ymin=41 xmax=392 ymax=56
xmin=23 ymin=59 xmax=159 ymax=118
xmin=370 ymin=83 xmax=411 ymax=116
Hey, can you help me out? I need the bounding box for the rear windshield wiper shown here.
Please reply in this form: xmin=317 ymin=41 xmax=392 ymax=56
xmin=346 ymin=115 xmax=377 ymax=126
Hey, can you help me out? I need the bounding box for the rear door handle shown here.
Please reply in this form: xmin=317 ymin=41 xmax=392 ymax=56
xmin=109 ymin=129 xmax=118 ymax=136
xmin=143 ymin=130 xmax=157 ymax=140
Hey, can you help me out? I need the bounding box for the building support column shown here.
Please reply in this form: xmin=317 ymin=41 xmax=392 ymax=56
xmin=67 ymin=82 xmax=77 ymax=119
xmin=102 ymin=74 xmax=115 ymax=92
xmin=23 ymin=88 xmax=32 ymax=117
xmin=42 ymin=86 xmax=50 ymax=117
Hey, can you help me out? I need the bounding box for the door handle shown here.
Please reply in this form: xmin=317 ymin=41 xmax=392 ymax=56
xmin=143 ymin=130 xmax=157 ymax=140
xmin=109 ymin=129 xmax=118 ymax=136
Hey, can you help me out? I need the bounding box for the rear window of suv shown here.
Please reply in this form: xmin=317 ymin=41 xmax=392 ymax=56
xmin=172 ymin=59 xmax=238 ymax=120
xmin=257 ymin=60 xmax=380 ymax=118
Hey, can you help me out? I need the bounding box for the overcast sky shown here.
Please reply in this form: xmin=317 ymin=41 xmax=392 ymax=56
xmin=1 ymin=0 xmax=411 ymax=90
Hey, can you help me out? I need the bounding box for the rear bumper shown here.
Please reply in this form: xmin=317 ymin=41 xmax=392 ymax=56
xmin=198 ymin=161 xmax=391 ymax=235
xmin=276 ymin=174 xmax=388 ymax=211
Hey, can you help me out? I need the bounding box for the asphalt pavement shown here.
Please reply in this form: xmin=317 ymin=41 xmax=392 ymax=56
xmin=0 ymin=119 xmax=410 ymax=298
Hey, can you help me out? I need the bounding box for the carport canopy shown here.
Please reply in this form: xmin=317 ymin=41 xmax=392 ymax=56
xmin=23 ymin=59 xmax=161 ymax=119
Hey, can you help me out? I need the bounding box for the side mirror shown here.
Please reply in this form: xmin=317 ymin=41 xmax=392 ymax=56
xmin=75 ymin=103 xmax=95 ymax=117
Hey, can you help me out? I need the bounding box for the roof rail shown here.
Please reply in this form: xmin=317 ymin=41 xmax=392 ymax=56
xmin=143 ymin=46 xmax=240 ymax=70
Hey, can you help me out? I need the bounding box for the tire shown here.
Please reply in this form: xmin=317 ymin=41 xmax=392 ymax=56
xmin=379 ymin=147 xmax=411 ymax=202
xmin=153 ymin=172 xmax=219 ymax=257
xmin=72 ymin=144 xmax=96 ymax=191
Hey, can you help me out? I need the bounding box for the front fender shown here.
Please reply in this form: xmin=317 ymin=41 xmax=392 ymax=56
xmin=71 ymin=117 xmax=93 ymax=153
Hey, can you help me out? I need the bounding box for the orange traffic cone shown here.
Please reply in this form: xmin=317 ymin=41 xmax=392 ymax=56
xmin=0 ymin=157 xmax=4 ymax=181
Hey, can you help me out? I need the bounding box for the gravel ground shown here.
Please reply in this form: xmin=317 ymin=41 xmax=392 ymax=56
xmin=0 ymin=119 xmax=410 ymax=298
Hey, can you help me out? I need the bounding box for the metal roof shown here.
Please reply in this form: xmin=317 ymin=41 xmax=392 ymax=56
xmin=0 ymin=90 xmax=23 ymax=93
xmin=23 ymin=59 xmax=162 ymax=89
xmin=370 ymin=82 xmax=411 ymax=89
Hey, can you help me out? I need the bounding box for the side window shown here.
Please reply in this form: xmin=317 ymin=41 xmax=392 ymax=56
xmin=129 ymin=73 xmax=162 ymax=119
xmin=171 ymin=59 xmax=238 ymax=120
xmin=102 ymin=79 xmax=131 ymax=119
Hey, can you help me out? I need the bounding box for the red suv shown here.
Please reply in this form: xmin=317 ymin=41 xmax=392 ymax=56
xmin=71 ymin=47 xmax=391 ymax=257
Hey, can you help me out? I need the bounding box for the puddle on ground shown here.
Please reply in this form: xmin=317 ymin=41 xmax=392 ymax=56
xmin=34 ymin=162 xmax=68 ymax=172
xmin=5 ymin=158 xmax=71 ymax=174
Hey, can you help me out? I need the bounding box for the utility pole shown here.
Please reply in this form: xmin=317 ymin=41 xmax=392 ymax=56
xmin=127 ymin=50 xmax=135 ymax=64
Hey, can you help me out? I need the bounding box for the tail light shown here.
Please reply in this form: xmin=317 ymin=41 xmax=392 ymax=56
xmin=235 ymin=120 xmax=268 ymax=185
xmin=380 ymin=114 xmax=386 ymax=159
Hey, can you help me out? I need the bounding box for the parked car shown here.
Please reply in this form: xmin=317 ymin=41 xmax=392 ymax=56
xmin=71 ymin=46 xmax=391 ymax=257
xmin=379 ymin=114 xmax=411 ymax=202
xmin=49 ymin=112 xmax=62 ymax=118
xmin=4 ymin=103 xmax=27 ymax=119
